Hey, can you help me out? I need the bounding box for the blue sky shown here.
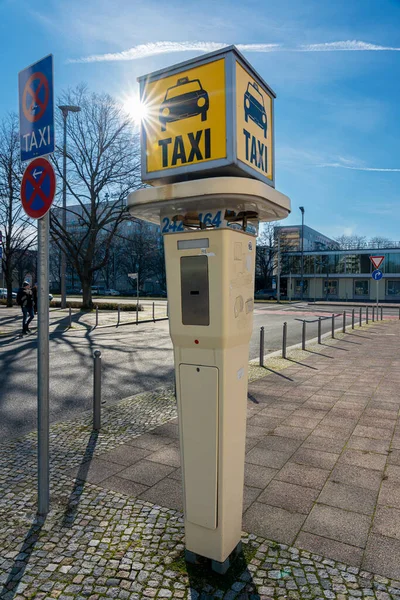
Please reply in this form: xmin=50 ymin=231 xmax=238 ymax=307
xmin=2 ymin=0 xmax=400 ymax=241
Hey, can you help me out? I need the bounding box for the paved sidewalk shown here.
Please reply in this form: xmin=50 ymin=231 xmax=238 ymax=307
xmin=1 ymin=320 xmax=400 ymax=598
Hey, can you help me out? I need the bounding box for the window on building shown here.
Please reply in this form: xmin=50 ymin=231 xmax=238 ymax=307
xmin=324 ymin=280 xmax=338 ymax=295
xmin=386 ymin=255 xmax=400 ymax=274
xmin=387 ymin=280 xmax=400 ymax=296
xmin=354 ymin=280 xmax=369 ymax=296
xmin=295 ymin=279 xmax=308 ymax=295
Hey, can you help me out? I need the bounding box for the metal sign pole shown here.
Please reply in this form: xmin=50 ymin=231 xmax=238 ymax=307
xmin=376 ymin=280 xmax=379 ymax=313
xmin=37 ymin=213 xmax=50 ymax=516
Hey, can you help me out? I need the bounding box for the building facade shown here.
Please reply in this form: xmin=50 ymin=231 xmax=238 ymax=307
xmin=280 ymin=248 xmax=400 ymax=302
xmin=275 ymin=225 xmax=339 ymax=252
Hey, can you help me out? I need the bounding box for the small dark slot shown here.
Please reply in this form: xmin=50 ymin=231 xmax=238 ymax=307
xmin=190 ymin=291 xmax=200 ymax=295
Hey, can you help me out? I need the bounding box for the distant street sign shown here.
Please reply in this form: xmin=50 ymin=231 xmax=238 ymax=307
xmin=370 ymin=255 xmax=385 ymax=270
xmin=372 ymin=269 xmax=383 ymax=281
xmin=128 ymin=273 xmax=138 ymax=279
xmin=18 ymin=55 xmax=54 ymax=163
xmin=20 ymin=157 xmax=56 ymax=219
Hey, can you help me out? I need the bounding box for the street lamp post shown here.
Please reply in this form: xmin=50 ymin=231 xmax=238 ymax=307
xmin=299 ymin=206 xmax=305 ymax=301
xmin=58 ymin=105 xmax=81 ymax=309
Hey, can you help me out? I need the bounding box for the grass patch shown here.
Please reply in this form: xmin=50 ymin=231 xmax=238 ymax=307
xmin=169 ymin=541 xmax=258 ymax=592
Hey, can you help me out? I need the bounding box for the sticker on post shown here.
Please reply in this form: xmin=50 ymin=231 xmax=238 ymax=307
xmin=237 ymin=367 xmax=244 ymax=380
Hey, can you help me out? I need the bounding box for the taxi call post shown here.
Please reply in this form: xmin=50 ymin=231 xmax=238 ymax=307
xmin=128 ymin=179 xmax=290 ymax=572
xmin=130 ymin=45 xmax=291 ymax=574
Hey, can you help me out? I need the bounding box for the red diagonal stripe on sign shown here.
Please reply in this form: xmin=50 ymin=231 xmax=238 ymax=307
xmin=25 ymin=170 xmax=48 ymax=206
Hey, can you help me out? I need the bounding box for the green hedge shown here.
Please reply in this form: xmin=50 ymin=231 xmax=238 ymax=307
xmin=49 ymin=300 xmax=143 ymax=311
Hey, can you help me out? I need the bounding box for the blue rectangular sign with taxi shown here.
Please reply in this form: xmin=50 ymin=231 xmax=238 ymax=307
xmin=18 ymin=54 xmax=54 ymax=163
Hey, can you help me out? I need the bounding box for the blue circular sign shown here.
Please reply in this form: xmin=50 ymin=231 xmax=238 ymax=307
xmin=372 ymin=269 xmax=383 ymax=281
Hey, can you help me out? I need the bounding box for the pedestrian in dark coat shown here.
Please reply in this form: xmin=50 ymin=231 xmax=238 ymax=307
xmin=16 ymin=282 xmax=34 ymax=335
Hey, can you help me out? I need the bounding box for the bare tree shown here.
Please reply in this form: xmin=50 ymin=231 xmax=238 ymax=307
xmin=369 ymin=236 xmax=393 ymax=249
xmin=0 ymin=113 xmax=36 ymax=306
xmin=118 ymin=221 xmax=160 ymax=290
xmin=256 ymin=223 xmax=276 ymax=289
xmin=335 ymin=234 xmax=367 ymax=250
xmin=50 ymin=85 xmax=141 ymax=308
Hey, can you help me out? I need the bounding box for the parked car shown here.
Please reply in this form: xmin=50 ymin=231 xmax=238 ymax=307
xmin=255 ymin=288 xmax=277 ymax=300
xmin=48 ymin=293 xmax=53 ymax=301
xmin=79 ymin=286 xmax=106 ymax=295
xmin=104 ymin=289 xmax=120 ymax=296
xmin=0 ymin=288 xmax=17 ymax=299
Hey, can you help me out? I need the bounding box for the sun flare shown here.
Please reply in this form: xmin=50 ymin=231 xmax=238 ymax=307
xmin=122 ymin=94 xmax=149 ymax=125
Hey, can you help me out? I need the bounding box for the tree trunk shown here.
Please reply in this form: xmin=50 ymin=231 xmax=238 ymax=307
xmin=5 ymin=267 xmax=13 ymax=308
xmin=81 ymin=277 xmax=93 ymax=309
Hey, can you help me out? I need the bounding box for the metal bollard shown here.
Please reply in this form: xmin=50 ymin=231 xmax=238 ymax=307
xmin=381 ymin=306 xmax=383 ymax=321
xmin=352 ymin=309 xmax=355 ymax=330
xmin=117 ymin=305 xmax=120 ymax=327
xmin=372 ymin=306 xmax=375 ymax=322
xmin=136 ymin=302 xmax=139 ymax=325
xmin=366 ymin=306 xmax=369 ymax=324
xmin=332 ymin=314 xmax=335 ymax=338
xmin=95 ymin=305 xmax=99 ymax=327
xmin=282 ymin=322 xmax=287 ymax=359
xmin=93 ymin=350 xmax=102 ymax=431
xmin=318 ymin=317 xmax=322 ymax=344
xmin=359 ymin=307 xmax=362 ymax=327
xmin=259 ymin=326 xmax=265 ymax=367
xmin=302 ymin=320 xmax=306 ymax=350
xmin=153 ymin=302 xmax=155 ymax=322
xmin=343 ymin=311 xmax=346 ymax=333
xmin=69 ymin=304 xmax=72 ymax=328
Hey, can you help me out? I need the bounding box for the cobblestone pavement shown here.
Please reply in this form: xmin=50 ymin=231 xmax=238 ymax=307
xmin=1 ymin=322 xmax=400 ymax=598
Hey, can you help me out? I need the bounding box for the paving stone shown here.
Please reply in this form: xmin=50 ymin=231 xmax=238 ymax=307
xmin=378 ymin=479 xmax=400 ymax=509
xmin=126 ymin=433 xmax=175 ymax=451
xmin=338 ymin=450 xmax=387 ymax=472
xmin=117 ymin=460 xmax=175 ymax=486
xmin=97 ymin=445 xmax=151 ymax=467
xmin=372 ymin=506 xmax=400 ymax=541
xmin=67 ymin=459 xmax=126 ymax=484
xmin=329 ymin=464 xmax=384 ymax=492
xmin=242 ymin=486 xmax=262 ymax=512
xmin=243 ymin=464 xmax=277 ymax=489
xmin=256 ymin=436 xmax=302 ymax=454
xmin=257 ymin=480 xmax=319 ymax=514
xmin=243 ymin=503 xmax=306 ymax=545
xmin=303 ymin=504 xmax=371 ymax=548
xmin=100 ymin=476 xmax=148 ymax=497
xmin=346 ymin=437 xmax=390 ymax=455
xmin=138 ymin=477 xmax=183 ymax=511
xmin=146 ymin=446 xmax=181 ymax=467
xmin=363 ymin=534 xmax=400 ymax=580
xmin=302 ymin=435 xmax=345 ymax=454
xmin=353 ymin=425 xmax=392 ymax=441
xmin=276 ymin=462 xmax=330 ymax=490
xmin=290 ymin=448 xmax=339 ymax=470
xmin=273 ymin=426 xmax=313 ymax=440
xmin=318 ymin=481 xmax=378 ymax=515
xmin=246 ymin=447 xmax=293 ymax=469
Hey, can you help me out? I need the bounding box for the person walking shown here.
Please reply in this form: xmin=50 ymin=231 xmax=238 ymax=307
xmin=16 ymin=282 xmax=34 ymax=335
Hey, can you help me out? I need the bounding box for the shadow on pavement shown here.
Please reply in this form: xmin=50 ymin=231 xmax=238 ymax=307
xmin=0 ymin=516 xmax=46 ymax=599
xmin=62 ymin=431 xmax=98 ymax=528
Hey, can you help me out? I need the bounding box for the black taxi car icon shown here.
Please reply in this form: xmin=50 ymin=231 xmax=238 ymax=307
xmin=159 ymin=77 xmax=209 ymax=131
xmin=244 ymin=81 xmax=267 ymax=139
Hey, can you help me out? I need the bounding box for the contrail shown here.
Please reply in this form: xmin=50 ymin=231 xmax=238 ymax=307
xmin=67 ymin=39 xmax=400 ymax=64
xmin=317 ymin=163 xmax=400 ymax=172
xmin=299 ymin=40 xmax=400 ymax=51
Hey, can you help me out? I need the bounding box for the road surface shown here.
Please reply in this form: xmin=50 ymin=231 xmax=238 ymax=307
xmin=0 ymin=302 xmax=395 ymax=441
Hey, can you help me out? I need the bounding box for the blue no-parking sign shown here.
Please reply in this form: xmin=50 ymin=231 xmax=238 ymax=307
xmin=18 ymin=55 xmax=54 ymax=163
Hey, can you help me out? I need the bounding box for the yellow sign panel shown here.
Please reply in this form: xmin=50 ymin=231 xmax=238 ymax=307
xmin=143 ymin=59 xmax=226 ymax=173
xmin=235 ymin=62 xmax=273 ymax=181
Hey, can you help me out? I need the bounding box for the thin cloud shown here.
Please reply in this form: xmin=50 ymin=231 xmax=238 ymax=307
xmin=317 ymin=163 xmax=400 ymax=172
xmin=67 ymin=39 xmax=400 ymax=64
xmin=299 ymin=40 xmax=400 ymax=52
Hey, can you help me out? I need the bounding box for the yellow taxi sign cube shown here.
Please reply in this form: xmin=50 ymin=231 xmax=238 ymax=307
xmin=139 ymin=45 xmax=275 ymax=187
